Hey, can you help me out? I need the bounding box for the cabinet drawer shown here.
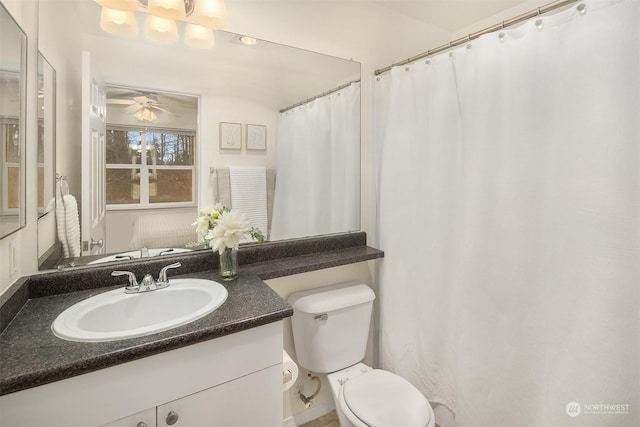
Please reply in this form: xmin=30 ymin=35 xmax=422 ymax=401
xmin=157 ymin=364 xmax=282 ymax=427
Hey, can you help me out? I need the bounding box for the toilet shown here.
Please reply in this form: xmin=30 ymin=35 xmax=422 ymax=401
xmin=288 ymin=282 xmax=435 ymax=427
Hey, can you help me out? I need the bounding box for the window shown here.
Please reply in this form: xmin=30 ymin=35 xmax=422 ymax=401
xmin=1 ymin=120 xmax=20 ymax=212
xmin=106 ymin=127 xmax=196 ymax=208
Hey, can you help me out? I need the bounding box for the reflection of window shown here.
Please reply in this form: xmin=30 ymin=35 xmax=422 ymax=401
xmin=37 ymin=119 xmax=44 ymax=209
xmin=1 ymin=120 xmax=20 ymax=211
xmin=106 ymin=127 xmax=196 ymax=208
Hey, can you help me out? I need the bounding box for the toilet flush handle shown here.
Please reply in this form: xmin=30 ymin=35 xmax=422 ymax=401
xmin=314 ymin=314 xmax=328 ymax=321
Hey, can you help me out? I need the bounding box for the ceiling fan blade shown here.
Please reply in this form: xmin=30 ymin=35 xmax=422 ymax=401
xmin=124 ymin=104 xmax=143 ymax=113
xmin=133 ymin=95 xmax=149 ymax=104
xmin=108 ymin=99 xmax=135 ymax=105
xmin=151 ymin=105 xmax=171 ymax=113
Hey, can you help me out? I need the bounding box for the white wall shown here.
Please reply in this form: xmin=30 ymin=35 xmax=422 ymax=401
xmin=0 ymin=0 xmax=39 ymax=292
xmin=199 ymin=94 xmax=279 ymax=208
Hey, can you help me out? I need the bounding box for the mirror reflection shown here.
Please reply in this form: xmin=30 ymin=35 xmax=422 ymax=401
xmin=37 ymin=53 xmax=56 ymax=219
xmin=0 ymin=2 xmax=26 ymax=239
xmin=38 ymin=0 xmax=361 ymax=270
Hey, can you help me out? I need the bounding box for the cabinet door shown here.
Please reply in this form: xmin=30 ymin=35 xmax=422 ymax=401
xmin=157 ymin=364 xmax=282 ymax=427
xmin=100 ymin=408 xmax=156 ymax=427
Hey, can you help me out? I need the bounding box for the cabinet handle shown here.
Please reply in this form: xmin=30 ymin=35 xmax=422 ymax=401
xmin=136 ymin=423 xmax=147 ymax=427
xmin=166 ymin=411 xmax=179 ymax=425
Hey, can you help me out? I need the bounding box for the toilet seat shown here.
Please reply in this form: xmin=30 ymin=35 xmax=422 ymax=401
xmin=338 ymin=369 xmax=432 ymax=427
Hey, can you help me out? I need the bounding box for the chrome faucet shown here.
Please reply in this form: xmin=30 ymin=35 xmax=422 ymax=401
xmin=111 ymin=262 xmax=182 ymax=294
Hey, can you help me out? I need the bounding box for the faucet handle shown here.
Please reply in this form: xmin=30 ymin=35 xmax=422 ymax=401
xmin=158 ymin=262 xmax=182 ymax=283
xmin=111 ymin=270 xmax=139 ymax=289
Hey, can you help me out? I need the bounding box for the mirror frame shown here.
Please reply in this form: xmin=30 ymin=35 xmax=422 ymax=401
xmin=0 ymin=1 xmax=28 ymax=239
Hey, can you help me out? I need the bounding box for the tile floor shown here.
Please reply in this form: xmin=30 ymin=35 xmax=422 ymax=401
xmin=300 ymin=410 xmax=339 ymax=427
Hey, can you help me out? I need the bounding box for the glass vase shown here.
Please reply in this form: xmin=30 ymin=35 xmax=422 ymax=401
xmin=218 ymin=248 xmax=238 ymax=281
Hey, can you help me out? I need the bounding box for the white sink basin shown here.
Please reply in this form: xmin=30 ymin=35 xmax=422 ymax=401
xmin=52 ymin=278 xmax=228 ymax=342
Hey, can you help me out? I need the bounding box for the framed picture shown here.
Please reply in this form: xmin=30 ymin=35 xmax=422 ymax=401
xmin=219 ymin=122 xmax=242 ymax=150
xmin=246 ymin=124 xmax=267 ymax=151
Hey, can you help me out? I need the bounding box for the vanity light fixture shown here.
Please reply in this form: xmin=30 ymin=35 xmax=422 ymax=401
xmin=148 ymin=0 xmax=186 ymax=20
xmin=145 ymin=14 xmax=179 ymax=42
xmin=97 ymin=0 xmax=227 ymax=49
xmin=191 ymin=0 xmax=227 ymax=29
xmin=97 ymin=0 xmax=138 ymax=12
xmin=100 ymin=7 xmax=139 ymax=36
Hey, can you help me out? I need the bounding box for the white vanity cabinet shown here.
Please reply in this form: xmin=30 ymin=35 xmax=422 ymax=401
xmin=102 ymin=364 xmax=281 ymax=427
xmin=156 ymin=364 xmax=281 ymax=426
xmin=0 ymin=322 xmax=283 ymax=427
xmin=101 ymin=409 xmax=156 ymax=427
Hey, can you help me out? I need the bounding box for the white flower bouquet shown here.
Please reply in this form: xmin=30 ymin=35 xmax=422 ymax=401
xmin=193 ymin=203 xmax=265 ymax=255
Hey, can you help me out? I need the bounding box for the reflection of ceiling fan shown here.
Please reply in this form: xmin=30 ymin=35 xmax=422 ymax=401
xmin=107 ymin=93 xmax=171 ymax=121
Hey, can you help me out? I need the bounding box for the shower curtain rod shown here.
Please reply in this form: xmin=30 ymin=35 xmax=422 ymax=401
xmin=374 ymin=0 xmax=578 ymax=75
xmin=280 ymin=79 xmax=361 ymax=113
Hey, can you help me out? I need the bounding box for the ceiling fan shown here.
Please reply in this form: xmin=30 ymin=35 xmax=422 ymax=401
xmin=107 ymin=92 xmax=171 ymax=121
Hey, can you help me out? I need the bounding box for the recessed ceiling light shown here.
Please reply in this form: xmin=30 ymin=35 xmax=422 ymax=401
xmin=239 ymin=36 xmax=258 ymax=46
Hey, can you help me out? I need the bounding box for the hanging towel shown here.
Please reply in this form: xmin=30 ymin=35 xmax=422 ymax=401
xmin=55 ymin=198 xmax=69 ymax=258
xmin=214 ymin=168 xmax=232 ymax=208
xmin=62 ymin=194 xmax=81 ymax=257
xmin=229 ymin=166 xmax=268 ymax=239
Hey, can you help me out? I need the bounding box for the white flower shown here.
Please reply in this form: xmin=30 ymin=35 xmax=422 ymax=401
xmin=205 ymin=210 xmax=252 ymax=254
xmin=192 ymin=216 xmax=211 ymax=235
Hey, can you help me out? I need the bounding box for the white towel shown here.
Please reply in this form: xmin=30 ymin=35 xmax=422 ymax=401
xmin=55 ymin=198 xmax=69 ymax=258
xmin=229 ymin=166 xmax=268 ymax=239
xmin=62 ymin=194 xmax=81 ymax=257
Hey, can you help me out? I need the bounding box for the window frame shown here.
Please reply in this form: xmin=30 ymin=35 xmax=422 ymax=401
xmin=105 ymin=125 xmax=197 ymax=211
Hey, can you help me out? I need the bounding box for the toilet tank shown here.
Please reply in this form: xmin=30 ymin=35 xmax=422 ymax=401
xmin=288 ymin=282 xmax=376 ymax=373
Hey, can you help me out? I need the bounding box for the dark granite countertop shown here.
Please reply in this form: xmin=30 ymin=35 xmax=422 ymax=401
xmin=0 ymin=232 xmax=384 ymax=396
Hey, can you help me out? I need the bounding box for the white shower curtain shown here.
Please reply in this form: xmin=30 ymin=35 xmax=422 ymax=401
xmin=271 ymin=82 xmax=360 ymax=240
xmin=374 ymin=1 xmax=639 ymax=426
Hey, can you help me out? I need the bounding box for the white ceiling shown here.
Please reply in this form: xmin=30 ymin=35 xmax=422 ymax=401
xmin=374 ymin=1 xmax=530 ymax=30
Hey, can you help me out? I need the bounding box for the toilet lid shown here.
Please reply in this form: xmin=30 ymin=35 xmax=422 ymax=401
xmin=342 ymin=370 xmax=431 ymax=427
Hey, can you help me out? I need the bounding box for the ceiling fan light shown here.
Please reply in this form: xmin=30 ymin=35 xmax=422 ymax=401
xmin=145 ymin=15 xmax=179 ymax=43
xmin=148 ymin=0 xmax=186 ymax=20
xmin=100 ymin=7 xmax=138 ymax=37
xmin=191 ymin=0 xmax=227 ymax=29
xmin=96 ymin=0 xmax=138 ymax=12
xmin=135 ymin=107 xmax=158 ymax=122
xmin=184 ymin=24 xmax=215 ymax=49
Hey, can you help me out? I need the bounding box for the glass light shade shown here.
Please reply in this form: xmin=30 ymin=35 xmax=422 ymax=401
xmin=148 ymin=0 xmax=186 ymax=20
xmin=184 ymin=24 xmax=215 ymax=49
xmin=96 ymin=0 xmax=138 ymax=12
xmin=190 ymin=0 xmax=227 ymax=29
xmin=100 ymin=7 xmax=138 ymax=37
xmin=145 ymin=15 xmax=179 ymax=42
xmin=135 ymin=108 xmax=157 ymax=122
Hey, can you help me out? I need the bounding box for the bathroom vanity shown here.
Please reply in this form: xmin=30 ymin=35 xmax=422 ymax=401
xmin=0 ymin=271 xmax=288 ymax=427
xmin=0 ymin=232 xmax=384 ymax=426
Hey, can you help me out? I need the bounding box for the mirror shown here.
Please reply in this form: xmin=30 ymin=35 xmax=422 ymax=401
xmin=36 ymin=52 xmax=57 ymax=266
xmin=0 ymin=2 xmax=27 ymax=239
xmin=37 ymin=0 xmax=360 ymax=270
xmin=37 ymin=53 xmax=56 ymax=219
